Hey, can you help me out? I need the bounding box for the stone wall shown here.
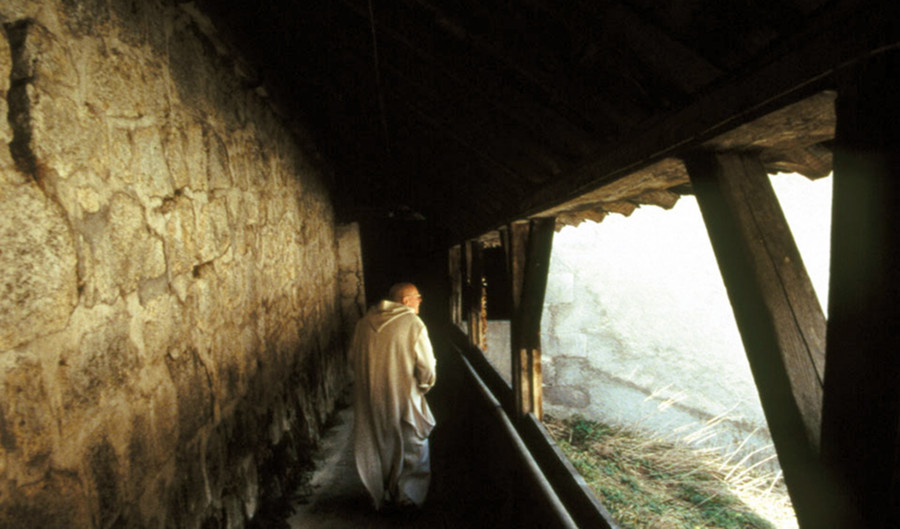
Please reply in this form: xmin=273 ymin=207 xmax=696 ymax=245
xmin=336 ymin=222 xmax=366 ymax=344
xmin=0 ymin=2 xmax=349 ymax=528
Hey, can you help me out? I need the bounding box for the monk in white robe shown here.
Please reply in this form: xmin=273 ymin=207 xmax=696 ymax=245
xmin=350 ymin=282 xmax=436 ymax=510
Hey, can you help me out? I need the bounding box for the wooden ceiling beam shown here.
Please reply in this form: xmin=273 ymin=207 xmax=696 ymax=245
xmin=595 ymin=3 xmax=723 ymax=97
xmin=333 ymin=0 xmax=600 ymax=158
xmin=397 ymin=99 xmax=528 ymax=194
xmin=518 ymin=0 xmax=722 ymax=92
xmin=353 ymin=0 xmax=646 ymax=132
xmin=380 ymin=60 xmax=572 ymax=183
xmin=502 ymin=1 xmax=899 ymax=243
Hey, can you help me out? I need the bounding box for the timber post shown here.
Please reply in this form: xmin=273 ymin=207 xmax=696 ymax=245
xmin=820 ymin=49 xmax=900 ymax=529
xmin=504 ymin=218 xmax=555 ymax=420
xmin=465 ymin=239 xmax=486 ymax=350
xmin=685 ymin=151 xmax=835 ymax=528
xmin=448 ymin=244 xmax=463 ymax=328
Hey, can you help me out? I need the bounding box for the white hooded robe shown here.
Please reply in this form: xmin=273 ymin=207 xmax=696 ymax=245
xmin=350 ymin=300 xmax=436 ymax=509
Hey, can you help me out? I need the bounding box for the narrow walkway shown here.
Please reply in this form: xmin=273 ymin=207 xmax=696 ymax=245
xmin=277 ymin=327 xmax=522 ymax=528
xmin=283 ymin=404 xmax=504 ymax=528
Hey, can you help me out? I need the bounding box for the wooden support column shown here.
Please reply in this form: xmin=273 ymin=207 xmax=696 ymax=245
xmin=465 ymin=239 xmax=486 ymax=350
xmin=685 ymin=151 xmax=833 ymax=528
xmin=448 ymin=245 xmax=463 ymax=327
xmin=459 ymin=239 xmax=470 ymax=327
xmin=504 ymin=219 xmax=554 ymax=420
xmin=821 ymin=50 xmax=900 ymax=529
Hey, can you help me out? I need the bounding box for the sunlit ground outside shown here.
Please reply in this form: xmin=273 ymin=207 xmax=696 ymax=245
xmin=540 ymin=172 xmax=831 ymax=528
xmin=544 ymin=414 xmax=798 ymax=529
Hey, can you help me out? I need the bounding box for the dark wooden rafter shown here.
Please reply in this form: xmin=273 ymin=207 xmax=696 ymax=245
xmin=383 ymin=84 xmax=568 ymax=205
xmin=684 ymin=151 xmax=835 ymax=528
xmin=511 ymin=2 xmax=900 ymax=244
xmin=516 ymin=0 xmax=723 ymax=97
xmin=400 ymin=0 xmax=648 ymax=130
xmin=380 ymin=43 xmax=594 ymax=165
xmin=394 ymin=95 xmax=545 ymax=192
xmin=333 ymin=0 xmax=600 ymax=156
xmin=624 ymin=0 xmax=813 ymax=71
xmin=593 ymin=2 xmax=722 ymax=96
xmin=400 ymin=102 xmax=524 ymax=185
xmin=820 ymin=49 xmax=900 ymax=529
xmin=504 ymin=219 xmax=554 ymax=420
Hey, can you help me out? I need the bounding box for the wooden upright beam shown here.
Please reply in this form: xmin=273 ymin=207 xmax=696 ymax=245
xmin=685 ymin=151 xmax=834 ymax=528
xmin=465 ymin=239 xmax=486 ymax=350
xmin=448 ymin=245 xmax=463 ymax=327
xmin=506 ymin=222 xmax=530 ymax=418
xmin=821 ymin=50 xmax=900 ymax=529
xmin=460 ymin=240 xmax=470 ymax=327
xmin=504 ymin=219 xmax=555 ymax=420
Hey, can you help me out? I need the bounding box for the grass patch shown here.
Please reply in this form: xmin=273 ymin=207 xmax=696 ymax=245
xmin=544 ymin=415 xmax=797 ymax=529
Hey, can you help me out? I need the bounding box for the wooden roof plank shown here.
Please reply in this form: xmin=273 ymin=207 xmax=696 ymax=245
xmin=504 ymin=2 xmax=898 ymax=241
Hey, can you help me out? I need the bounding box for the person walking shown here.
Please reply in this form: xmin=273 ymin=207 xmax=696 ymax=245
xmin=350 ymin=282 xmax=437 ymax=511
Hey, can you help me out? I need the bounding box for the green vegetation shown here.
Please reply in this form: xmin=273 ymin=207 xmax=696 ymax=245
xmin=544 ymin=415 xmax=797 ymax=529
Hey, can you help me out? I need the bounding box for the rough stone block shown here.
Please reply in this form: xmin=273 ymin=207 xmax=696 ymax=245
xmin=80 ymin=192 xmax=166 ymax=302
xmin=0 ymin=470 xmax=90 ymax=529
xmin=0 ymin=34 xmax=17 ymax=174
xmin=58 ymin=312 xmax=138 ymax=413
xmin=0 ymin=185 xmax=78 ymax=350
xmin=206 ymin=129 xmax=233 ymax=190
xmin=544 ymin=385 xmax=590 ymax=409
xmin=0 ymin=354 xmax=54 ymax=481
xmin=162 ymin=192 xmax=199 ymax=277
xmin=162 ymin=115 xmax=207 ymax=192
xmin=165 ymin=347 xmax=214 ymax=444
xmin=552 ymin=356 xmax=593 ymax=386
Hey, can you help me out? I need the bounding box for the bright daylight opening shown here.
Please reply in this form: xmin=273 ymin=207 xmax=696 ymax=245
xmin=509 ymin=172 xmax=831 ymax=529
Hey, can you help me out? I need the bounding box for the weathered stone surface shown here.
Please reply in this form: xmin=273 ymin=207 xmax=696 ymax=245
xmin=544 ymin=385 xmax=590 ymax=409
xmin=0 ymin=29 xmax=18 ymax=175
xmin=0 ymin=353 xmax=54 ymax=482
xmin=207 ymin=128 xmax=233 ymax=190
xmin=162 ymin=114 xmax=207 ymax=192
xmin=80 ymin=192 xmax=167 ymax=304
xmin=0 ymin=470 xmax=91 ymax=529
xmin=56 ymin=308 xmax=138 ymax=417
xmin=0 ymin=185 xmax=78 ymax=350
xmin=336 ymin=217 xmax=365 ymax=337
xmin=59 ymin=0 xmax=109 ymax=36
xmin=552 ymin=356 xmax=592 ymax=386
xmin=0 ymin=1 xmax=352 ymax=527
xmin=18 ymin=23 xmax=106 ymax=181
xmin=109 ymin=0 xmax=154 ymax=48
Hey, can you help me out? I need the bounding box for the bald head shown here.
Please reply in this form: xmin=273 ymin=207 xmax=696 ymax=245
xmin=388 ymin=282 xmax=422 ymax=314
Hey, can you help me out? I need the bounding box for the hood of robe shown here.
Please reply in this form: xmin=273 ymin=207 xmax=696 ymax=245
xmin=365 ymin=300 xmax=415 ymax=333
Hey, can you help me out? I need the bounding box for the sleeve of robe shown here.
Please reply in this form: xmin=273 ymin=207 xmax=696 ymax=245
xmin=414 ymin=326 xmax=436 ymax=392
xmin=406 ymin=323 xmax=437 ymax=439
